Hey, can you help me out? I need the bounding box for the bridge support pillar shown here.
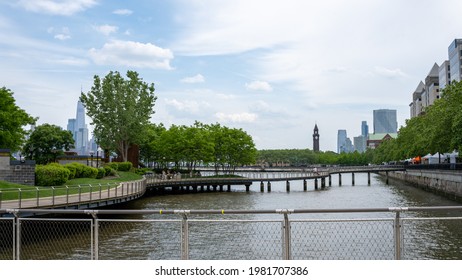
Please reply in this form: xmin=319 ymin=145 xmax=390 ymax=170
xmin=303 ymin=180 xmax=307 ymax=191
xmin=352 ymin=173 xmax=355 ymax=186
xmin=192 ymin=186 xmax=198 ymax=193
xmin=207 ymin=185 xmax=211 ymax=191
xmin=314 ymin=178 xmax=318 ymax=190
xmin=386 ymin=171 xmax=389 ymax=185
xmin=329 ymin=175 xmax=332 ymax=186
xmin=267 ymin=181 xmax=272 ymax=192
xmin=212 ymin=185 xmax=217 ymax=191
xmin=200 ymin=185 xmax=204 ymax=192
xmin=227 ymin=184 xmax=231 ymax=192
xmin=286 ymin=181 xmax=290 ymax=192
xmin=368 ymin=172 xmax=371 ymax=185
xmin=219 ymin=185 xmax=223 ymax=192
xmin=260 ymin=181 xmax=264 ymax=192
xmin=245 ymin=184 xmax=250 ymax=192
xmin=321 ymin=177 xmax=326 ymax=188
xmin=339 ymin=174 xmax=342 ymax=186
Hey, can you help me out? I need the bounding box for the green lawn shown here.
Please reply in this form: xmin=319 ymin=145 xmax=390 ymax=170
xmin=0 ymin=172 xmax=143 ymax=201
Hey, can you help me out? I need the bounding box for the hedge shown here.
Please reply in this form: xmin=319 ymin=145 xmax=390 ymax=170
xmin=36 ymin=164 xmax=70 ymax=186
xmin=117 ymin=162 xmax=132 ymax=171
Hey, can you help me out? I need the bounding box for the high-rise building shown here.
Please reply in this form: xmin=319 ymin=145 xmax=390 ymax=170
xmin=373 ymin=109 xmax=397 ymax=134
xmin=361 ymin=121 xmax=369 ymax=137
xmin=438 ymin=60 xmax=450 ymax=89
xmin=354 ymin=135 xmax=367 ymax=153
xmin=448 ymin=39 xmax=462 ymax=83
xmin=312 ymin=124 xmax=320 ymax=152
xmin=337 ymin=129 xmax=353 ymax=154
xmin=67 ymin=101 xmax=89 ymax=155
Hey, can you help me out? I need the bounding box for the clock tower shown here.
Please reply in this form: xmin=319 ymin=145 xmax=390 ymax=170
xmin=313 ymin=124 xmax=320 ymax=152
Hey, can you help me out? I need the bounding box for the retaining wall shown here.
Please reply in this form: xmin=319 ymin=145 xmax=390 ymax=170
xmin=382 ymin=170 xmax=462 ymax=201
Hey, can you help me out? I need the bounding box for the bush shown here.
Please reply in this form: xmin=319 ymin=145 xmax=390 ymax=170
xmin=63 ymin=164 xmax=76 ymax=179
xmin=107 ymin=162 xmax=119 ymax=171
xmin=67 ymin=162 xmax=86 ymax=178
xmin=103 ymin=165 xmax=116 ymax=176
xmin=81 ymin=165 xmax=98 ymax=178
xmin=117 ymin=161 xmax=133 ymax=171
xmin=96 ymin=167 xmax=105 ymax=179
xmin=135 ymin=168 xmax=153 ymax=175
xmin=36 ymin=164 xmax=70 ymax=186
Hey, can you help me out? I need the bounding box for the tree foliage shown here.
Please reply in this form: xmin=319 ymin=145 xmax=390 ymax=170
xmin=22 ymin=124 xmax=74 ymax=164
xmin=139 ymin=122 xmax=257 ymax=174
xmin=0 ymin=87 xmax=36 ymax=151
xmin=80 ymin=70 xmax=157 ymax=162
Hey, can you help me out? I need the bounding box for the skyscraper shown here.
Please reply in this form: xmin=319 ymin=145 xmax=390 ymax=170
xmin=67 ymin=101 xmax=89 ymax=155
xmin=312 ymin=124 xmax=320 ymax=152
xmin=337 ymin=130 xmax=353 ymax=154
xmin=448 ymin=39 xmax=462 ymax=83
xmin=361 ymin=121 xmax=369 ymax=137
xmin=373 ymin=109 xmax=397 ymax=134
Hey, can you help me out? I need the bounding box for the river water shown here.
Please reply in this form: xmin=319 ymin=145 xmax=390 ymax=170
xmin=4 ymin=173 xmax=462 ymax=260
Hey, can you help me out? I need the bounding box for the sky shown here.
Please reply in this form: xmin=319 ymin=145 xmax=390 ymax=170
xmin=1 ymin=0 xmax=462 ymax=152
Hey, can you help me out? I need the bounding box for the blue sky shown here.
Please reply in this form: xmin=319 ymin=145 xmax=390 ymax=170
xmin=1 ymin=0 xmax=462 ymax=152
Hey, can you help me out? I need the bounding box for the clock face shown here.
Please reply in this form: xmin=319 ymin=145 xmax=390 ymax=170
xmin=314 ymin=136 xmax=319 ymax=140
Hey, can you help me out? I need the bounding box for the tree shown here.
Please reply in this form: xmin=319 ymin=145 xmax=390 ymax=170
xmin=0 ymin=87 xmax=36 ymax=151
xmin=22 ymin=124 xmax=74 ymax=164
xmin=80 ymin=71 xmax=157 ymax=162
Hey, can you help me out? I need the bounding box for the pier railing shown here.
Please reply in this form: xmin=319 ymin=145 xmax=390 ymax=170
xmin=1 ymin=206 xmax=461 ymax=260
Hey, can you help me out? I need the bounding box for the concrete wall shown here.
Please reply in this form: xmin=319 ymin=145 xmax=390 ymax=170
xmin=383 ymin=170 xmax=462 ymax=201
xmin=0 ymin=161 xmax=36 ymax=186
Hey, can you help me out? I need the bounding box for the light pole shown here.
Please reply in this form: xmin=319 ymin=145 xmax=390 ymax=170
xmin=90 ymin=151 xmax=94 ymax=167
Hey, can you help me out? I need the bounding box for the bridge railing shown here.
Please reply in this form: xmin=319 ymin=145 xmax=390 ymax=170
xmin=1 ymin=206 xmax=462 ymax=260
xmin=0 ymin=179 xmax=146 ymax=209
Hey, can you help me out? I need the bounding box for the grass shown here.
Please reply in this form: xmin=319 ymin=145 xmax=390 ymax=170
xmin=0 ymin=171 xmax=143 ymax=201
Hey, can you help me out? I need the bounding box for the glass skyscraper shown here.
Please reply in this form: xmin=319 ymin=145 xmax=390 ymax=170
xmin=67 ymin=101 xmax=89 ymax=155
xmin=373 ymin=109 xmax=397 ymax=134
xmin=448 ymin=39 xmax=462 ymax=83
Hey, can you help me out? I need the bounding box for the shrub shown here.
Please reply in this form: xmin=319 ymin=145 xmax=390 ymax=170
xmin=117 ymin=161 xmax=132 ymax=172
xmin=63 ymin=164 xmax=76 ymax=179
xmin=103 ymin=166 xmax=116 ymax=176
xmin=135 ymin=168 xmax=153 ymax=175
xmin=107 ymin=162 xmax=119 ymax=171
xmin=67 ymin=162 xmax=86 ymax=178
xmin=81 ymin=165 xmax=98 ymax=178
xmin=96 ymin=167 xmax=105 ymax=179
xmin=36 ymin=164 xmax=70 ymax=186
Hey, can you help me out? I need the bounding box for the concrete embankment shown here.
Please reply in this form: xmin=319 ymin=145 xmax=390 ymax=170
xmin=380 ymin=169 xmax=462 ymax=202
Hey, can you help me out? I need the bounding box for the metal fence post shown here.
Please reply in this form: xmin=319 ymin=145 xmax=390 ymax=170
xmin=283 ymin=212 xmax=292 ymax=260
xmin=18 ymin=189 xmax=22 ymax=208
xmin=181 ymin=213 xmax=190 ymax=260
xmin=52 ymin=187 xmax=55 ymax=206
xmin=36 ymin=187 xmax=39 ymax=207
xmin=394 ymin=211 xmax=402 ymax=260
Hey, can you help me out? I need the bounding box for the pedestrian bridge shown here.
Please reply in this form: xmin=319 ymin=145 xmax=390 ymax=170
xmin=0 ymin=166 xmax=406 ymax=212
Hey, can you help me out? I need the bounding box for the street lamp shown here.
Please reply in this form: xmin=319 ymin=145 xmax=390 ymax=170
xmin=96 ymin=147 xmax=103 ymax=168
xmin=90 ymin=151 xmax=94 ymax=167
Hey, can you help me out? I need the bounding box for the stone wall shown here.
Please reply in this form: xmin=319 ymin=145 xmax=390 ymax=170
xmin=0 ymin=149 xmax=36 ymax=186
xmin=383 ymin=170 xmax=462 ymax=201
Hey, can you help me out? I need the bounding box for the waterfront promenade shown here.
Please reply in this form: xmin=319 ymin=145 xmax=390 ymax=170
xmin=0 ymin=166 xmax=406 ymax=213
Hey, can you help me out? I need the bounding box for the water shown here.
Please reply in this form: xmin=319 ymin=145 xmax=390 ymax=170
xmin=3 ymin=173 xmax=462 ymax=260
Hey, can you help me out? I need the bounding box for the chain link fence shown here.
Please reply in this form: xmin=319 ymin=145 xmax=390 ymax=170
xmin=1 ymin=207 xmax=462 ymax=260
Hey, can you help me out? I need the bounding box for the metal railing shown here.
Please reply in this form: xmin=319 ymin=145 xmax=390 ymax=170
xmin=1 ymin=206 xmax=462 ymax=260
xmin=0 ymin=179 xmax=146 ymax=209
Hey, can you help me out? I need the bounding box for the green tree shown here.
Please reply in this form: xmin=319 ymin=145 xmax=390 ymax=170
xmin=139 ymin=123 xmax=166 ymax=167
xmin=22 ymin=124 xmax=74 ymax=164
xmin=80 ymin=71 xmax=157 ymax=162
xmin=0 ymin=87 xmax=36 ymax=151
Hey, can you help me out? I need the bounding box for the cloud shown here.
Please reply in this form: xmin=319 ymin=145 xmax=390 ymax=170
xmin=245 ymin=80 xmax=273 ymax=92
xmin=373 ymin=66 xmax=408 ymax=79
xmin=215 ymin=112 xmax=258 ymax=123
xmin=180 ymin=74 xmax=205 ymax=83
xmin=93 ymin=24 xmax=118 ymax=36
xmin=17 ymin=0 xmax=98 ymax=16
xmin=47 ymin=27 xmax=71 ymax=40
xmin=88 ymin=40 xmax=174 ymax=69
xmin=164 ymin=98 xmax=210 ymax=113
xmin=113 ymin=9 xmax=133 ymax=16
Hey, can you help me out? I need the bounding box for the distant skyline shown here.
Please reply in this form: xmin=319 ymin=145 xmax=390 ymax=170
xmin=2 ymin=1 xmax=462 ymax=152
